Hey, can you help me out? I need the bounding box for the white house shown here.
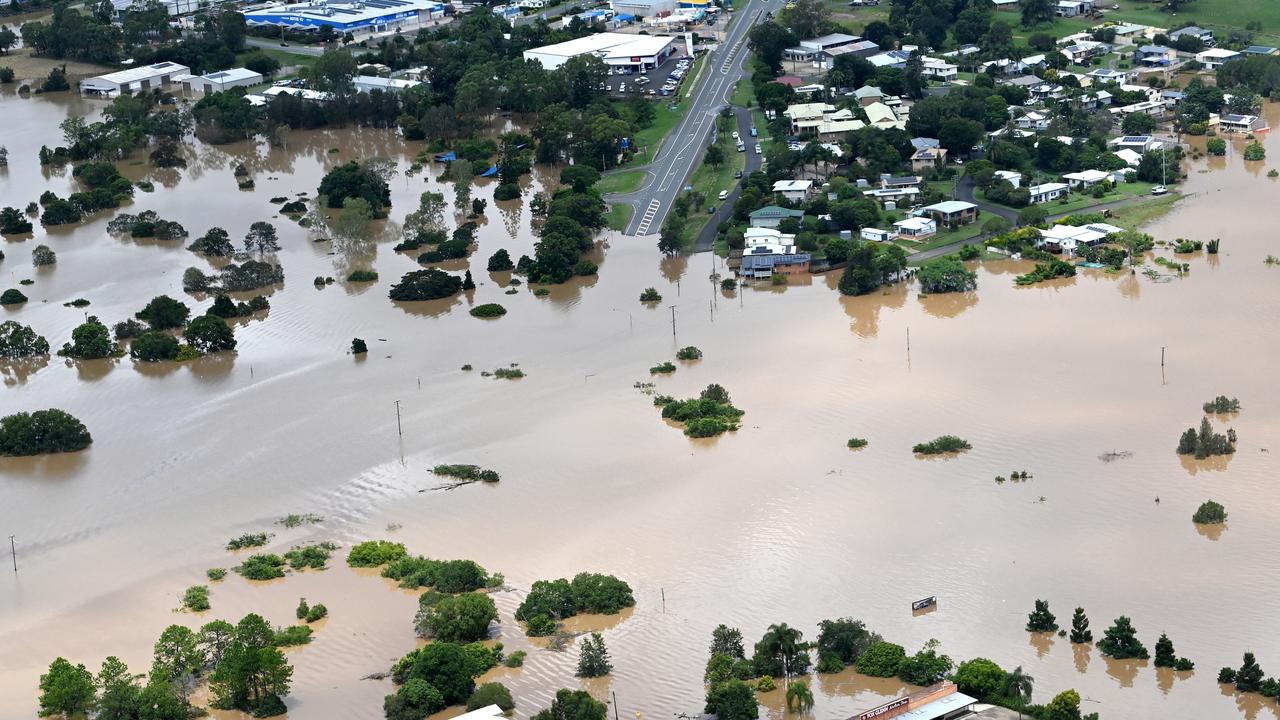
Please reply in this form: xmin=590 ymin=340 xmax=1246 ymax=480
xmin=1016 ymin=111 xmax=1051 ymax=131
xmin=920 ymin=57 xmax=958 ymax=81
xmin=861 ymin=228 xmax=896 ymax=242
xmin=1062 ymin=169 xmax=1112 ymax=190
xmin=994 ymin=170 xmax=1022 ymax=188
xmin=81 ymin=61 xmax=191 ymax=96
xmin=1196 ymin=48 xmax=1241 ymax=70
xmin=772 ymin=180 xmax=814 ymax=202
xmin=1111 ymin=148 xmax=1143 ymax=167
xmin=1216 ymin=113 xmax=1268 ymax=133
xmin=1170 ymin=25 xmax=1214 ymax=46
xmin=1087 ymin=68 xmax=1133 ymax=85
xmin=1037 ymin=221 xmax=1124 ymax=254
xmin=1028 ymin=182 xmax=1069 ymax=204
xmin=893 ymin=216 xmax=937 ymax=239
xmin=1109 ymin=135 xmax=1161 ymax=153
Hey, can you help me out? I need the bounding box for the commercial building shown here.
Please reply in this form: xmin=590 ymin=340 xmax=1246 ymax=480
xmin=81 ymin=61 xmax=191 ymax=97
xmin=609 ymin=0 xmax=676 ymax=17
xmin=110 ymin=0 xmax=231 ymax=17
xmin=353 ymin=75 xmax=422 ymax=93
xmin=799 ymin=33 xmax=860 ymax=53
xmin=851 ymin=683 xmax=977 ymax=720
xmin=184 ymin=68 xmax=263 ymax=93
xmin=522 ymin=32 xmax=678 ymax=71
xmin=243 ymin=0 xmax=444 ymax=35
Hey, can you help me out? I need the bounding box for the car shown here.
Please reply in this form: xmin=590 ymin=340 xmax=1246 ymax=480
xmin=618 ymin=83 xmax=626 ymax=92
xmin=750 ymin=126 xmax=757 ymax=136
xmin=1151 ymin=185 xmax=1168 ymax=195
xmin=785 ymin=2 xmax=795 ymax=7
xmin=755 ymin=144 xmax=762 ymax=154
xmin=734 ymin=169 xmax=742 ymax=178
xmin=648 ymin=89 xmax=657 ymax=95
xmin=732 ymin=131 xmax=740 ymax=139
xmin=636 ymin=76 xmax=650 ymax=84
xmin=660 ymin=89 xmax=670 ymax=96
xmin=718 ymin=190 xmax=729 ymax=200
xmin=707 ymin=205 xmax=716 ymax=214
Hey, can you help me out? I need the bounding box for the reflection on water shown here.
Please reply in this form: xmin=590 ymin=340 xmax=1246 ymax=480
xmin=4 ymin=96 xmax=1280 ymax=720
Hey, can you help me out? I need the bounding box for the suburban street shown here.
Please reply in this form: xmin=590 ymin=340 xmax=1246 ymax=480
xmin=693 ymin=105 xmax=763 ymax=252
xmin=610 ymin=0 xmax=770 ymax=237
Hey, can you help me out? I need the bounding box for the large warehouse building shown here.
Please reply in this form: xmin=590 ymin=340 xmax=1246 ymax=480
xmin=522 ymin=32 xmax=679 ymax=71
xmin=81 ymin=61 xmax=191 ymax=96
xmin=243 ymin=0 xmax=444 ymax=34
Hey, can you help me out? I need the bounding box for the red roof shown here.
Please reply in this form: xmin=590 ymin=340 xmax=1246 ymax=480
xmin=773 ymin=75 xmax=804 ymax=87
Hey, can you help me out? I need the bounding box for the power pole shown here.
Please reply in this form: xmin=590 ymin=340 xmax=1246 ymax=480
xmin=669 ymin=305 xmax=677 ymax=340
xmin=8 ymin=535 xmax=15 ymax=573
xmin=394 ymin=400 xmax=403 ymax=437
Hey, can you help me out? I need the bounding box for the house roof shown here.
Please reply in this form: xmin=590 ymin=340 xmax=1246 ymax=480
xmin=1245 ymin=45 xmax=1278 ymax=54
xmin=784 ymin=102 xmax=835 ymax=119
xmin=894 ymin=216 xmax=935 ymax=230
xmin=1198 ymin=48 xmax=1241 ymax=59
xmin=853 ymin=85 xmax=884 ymax=99
xmin=1137 ymin=44 xmax=1171 ymax=53
xmin=1029 ymin=182 xmax=1068 ymax=194
xmin=1112 ymin=148 xmax=1143 ymax=165
xmin=773 ymin=180 xmax=814 ymax=192
xmin=995 ymin=170 xmax=1021 ymax=180
xmin=1170 ymin=25 xmax=1210 ymax=37
xmin=803 ymin=32 xmax=859 ymax=47
xmin=910 ymin=137 xmax=940 ymax=150
xmin=863 ymin=102 xmax=898 ymax=125
xmin=910 ymin=147 xmax=947 ymax=160
xmin=749 ymin=206 xmax=805 ymax=219
xmin=1063 ymin=169 xmax=1111 ymax=182
xmin=1220 ymin=113 xmax=1259 ymax=124
xmin=924 ymin=200 xmax=976 ymax=214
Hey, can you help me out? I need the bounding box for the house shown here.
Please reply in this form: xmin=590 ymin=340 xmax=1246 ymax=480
xmin=1136 ymin=44 xmax=1176 ymax=66
xmin=910 ymin=146 xmax=948 ymax=173
xmin=994 ymin=170 xmax=1022 ymax=188
xmin=941 ymin=44 xmax=981 ymax=59
xmin=1160 ymin=90 xmax=1185 ymax=107
xmin=862 ymin=187 xmax=921 ymax=207
xmin=861 ymin=228 xmax=896 ymax=242
xmin=739 ymin=237 xmax=811 ymax=278
xmin=352 ymin=76 xmax=422 ymax=94
xmin=1062 ymin=169 xmax=1112 ymax=189
xmin=921 ymin=200 xmax=978 ymax=228
xmin=1037 ymin=221 xmax=1124 ymax=254
xmin=1028 ymin=82 xmax=1065 ymax=102
xmin=783 ymin=102 xmax=836 ymax=133
xmin=863 ymin=101 xmax=904 ymax=130
xmin=1112 ymin=99 xmax=1165 ymax=118
xmin=817 ymin=41 xmax=881 ymax=67
xmin=1170 ymin=25 xmax=1214 ymax=46
xmin=1028 ymin=182 xmax=1069 ymax=204
xmin=894 ymin=216 xmax=937 ymax=239
xmin=1016 ymin=111 xmax=1051 ymax=131
xmin=1055 ymin=0 xmax=1090 ymax=17
xmin=748 ymin=206 xmax=805 ymax=229
xmin=814 ymin=109 xmax=865 ymax=139
xmin=1111 ymin=148 xmax=1143 ymax=167
xmin=81 ymin=61 xmax=191 ymax=96
xmin=772 ymin=180 xmax=814 ymax=202
xmin=910 ymin=137 xmax=940 ymax=152
xmin=880 ymin=174 xmax=922 ymax=190
xmin=1106 ymin=23 xmax=1159 ymax=46
xmin=1109 ymin=135 xmax=1161 ymax=153
xmin=1088 ymin=68 xmax=1133 ymax=85
xmin=1244 ymin=46 xmax=1279 ymax=56
xmin=992 ymin=0 xmax=1018 ymax=10
xmin=800 ymin=33 xmax=860 ymax=53
xmin=1080 ymin=89 xmax=1113 ymax=109
xmin=1217 ymin=113 xmax=1268 ymax=133
xmin=867 ymin=50 xmax=912 ymax=69
xmin=1060 ymin=40 xmax=1108 ymax=64
xmin=920 ymin=57 xmax=958 ymax=82
xmin=1020 ymin=54 xmax=1047 ymax=69
xmin=1196 ymin=48 xmax=1241 ymax=70
xmin=852 ymin=85 xmax=885 ymax=107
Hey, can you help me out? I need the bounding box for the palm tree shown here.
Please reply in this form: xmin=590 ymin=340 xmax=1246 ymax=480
xmin=785 ymin=679 xmax=815 ymax=713
xmin=1000 ymin=666 xmax=1034 ymax=718
xmin=759 ymin=623 xmax=805 ymax=685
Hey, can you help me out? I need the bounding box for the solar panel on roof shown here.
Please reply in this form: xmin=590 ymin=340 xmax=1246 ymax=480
xmin=1121 ymin=136 xmax=1148 ymax=142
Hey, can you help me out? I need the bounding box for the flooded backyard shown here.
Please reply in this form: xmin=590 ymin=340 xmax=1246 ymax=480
xmin=2 ymin=91 xmax=1280 ymax=720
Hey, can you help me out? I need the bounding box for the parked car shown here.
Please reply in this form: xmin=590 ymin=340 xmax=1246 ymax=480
xmin=718 ymin=190 xmax=729 ymax=200
xmin=732 ymin=131 xmax=740 ymax=140
xmin=648 ymin=89 xmax=657 ymax=96
xmin=750 ymin=126 xmax=757 ymax=137
xmin=755 ymin=144 xmax=762 ymax=154
xmin=734 ymin=169 xmax=743 ymax=178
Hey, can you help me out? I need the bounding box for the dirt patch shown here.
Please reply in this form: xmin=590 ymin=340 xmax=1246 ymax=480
xmin=0 ymin=48 xmax=113 ymax=85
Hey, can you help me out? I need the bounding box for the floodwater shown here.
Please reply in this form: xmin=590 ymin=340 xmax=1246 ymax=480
xmin=2 ymin=90 xmax=1280 ymax=720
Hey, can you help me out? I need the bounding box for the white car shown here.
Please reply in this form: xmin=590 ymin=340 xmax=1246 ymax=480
xmin=732 ymin=131 xmax=740 ymax=140
xmin=618 ymin=83 xmax=626 ymax=92
xmin=718 ymin=190 xmax=729 ymax=200
xmin=755 ymin=144 xmax=762 ymax=154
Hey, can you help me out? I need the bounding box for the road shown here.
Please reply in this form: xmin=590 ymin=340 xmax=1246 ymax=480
xmin=245 ymin=36 xmax=327 ymax=57
xmin=693 ymin=106 xmax=763 ymax=252
xmin=608 ymin=0 xmax=769 ymax=237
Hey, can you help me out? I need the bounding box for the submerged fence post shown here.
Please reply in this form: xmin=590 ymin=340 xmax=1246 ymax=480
xmin=8 ymin=535 xmax=15 ymax=573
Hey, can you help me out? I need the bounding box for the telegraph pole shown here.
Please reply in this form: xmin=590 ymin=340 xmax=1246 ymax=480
xmin=9 ymin=535 xmax=15 ymax=572
xmin=668 ymin=305 xmax=677 ymax=340
xmin=393 ymin=400 xmax=403 ymax=437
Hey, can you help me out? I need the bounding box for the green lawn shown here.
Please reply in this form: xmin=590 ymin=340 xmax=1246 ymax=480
xmin=605 ymin=203 xmax=634 ymax=232
xmin=1107 ymin=0 xmax=1280 ymax=45
xmin=236 ymin=48 xmax=319 ymax=71
xmin=626 ymin=101 xmax=688 ymax=166
xmin=980 ymin=181 xmax=1160 ymax=217
xmin=598 ymin=170 xmax=647 ymax=194
xmin=1107 ymin=193 xmax=1182 ymax=230
xmin=1013 ymin=16 xmax=1096 ymax=42
xmin=894 ymin=223 xmax=984 ymax=255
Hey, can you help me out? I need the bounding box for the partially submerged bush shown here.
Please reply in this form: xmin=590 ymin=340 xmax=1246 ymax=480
xmin=649 ymin=361 xmax=676 ymax=374
xmin=182 ymin=585 xmax=210 ymax=612
xmin=1192 ymin=500 xmax=1227 ymax=524
xmin=283 ymin=542 xmax=339 ymax=570
xmin=676 ymin=346 xmax=703 ymax=360
xmin=273 ymin=625 xmax=313 ymax=647
xmin=389 ymin=269 xmax=463 ymax=301
xmin=847 ymin=437 xmax=868 ymax=449
xmin=234 ymin=553 xmax=287 ymax=580
xmin=346 ymin=540 xmax=408 ymax=567
xmin=432 ymin=464 xmax=501 ymax=483
xmin=0 ymin=321 xmax=50 ymax=359
xmin=640 ymin=287 xmax=662 ymax=302
xmin=913 ymin=436 xmax=972 ymax=455
xmin=658 ymin=384 xmax=744 ymax=438
xmin=347 ymin=269 xmax=378 ymax=282
xmin=1203 ymin=396 xmax=1240 ymax=414
xmin=0 ymin=409 xmax=92 ymax=456
xmin=207 ymin=568 xmax=227 ymax=581
xmin=227 ymin=532 xmax=273 ymax=551
xmin=469 ymin=303 xmax=507 ymax=318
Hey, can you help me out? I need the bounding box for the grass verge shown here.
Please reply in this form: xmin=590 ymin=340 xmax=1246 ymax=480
xmin=598 ymin=170 xmax=647 ymax=195
xmin=605 ymin=203 xmax=634 ymax=231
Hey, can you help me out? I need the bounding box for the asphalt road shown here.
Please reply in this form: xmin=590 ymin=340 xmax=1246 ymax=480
xmin=610 ymin=0 xmax=769 ymax=237
xmin=693 ymin=105 xmax=762 ymax=252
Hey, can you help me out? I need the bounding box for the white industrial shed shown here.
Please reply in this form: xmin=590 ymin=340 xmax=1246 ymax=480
xmin=522 ymin=32 xmax=679 ymax=70
xmin=185 ymin=68 xmax=264 ymax=93
xmin=81 ymin=62 xmax=191 ymax=96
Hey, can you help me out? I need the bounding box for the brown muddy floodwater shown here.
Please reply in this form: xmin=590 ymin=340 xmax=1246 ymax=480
xmin=2 ymin=91 xmax=1280 ymax=720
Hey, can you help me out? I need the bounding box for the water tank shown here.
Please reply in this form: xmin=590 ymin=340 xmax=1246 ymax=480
xmin=885 ymin=201 xmax=897 ymax=211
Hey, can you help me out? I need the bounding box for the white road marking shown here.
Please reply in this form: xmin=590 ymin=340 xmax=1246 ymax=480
xmin=635 ymin=199 xmax=661 ymax=235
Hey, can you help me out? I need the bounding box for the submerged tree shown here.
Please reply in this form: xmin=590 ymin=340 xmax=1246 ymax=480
xmin=1069 ymin=608 xmax=1092 ymax=643
xmin=1026 ymin=599 xmax=1059 ymax=632
xmin=1236 ymin=652 xmax=1265 ymax=692
xmin=576 ymin=632 xmax=612 ymax=678
xmin=1097 ymin=616 xmax=1149 ymax=660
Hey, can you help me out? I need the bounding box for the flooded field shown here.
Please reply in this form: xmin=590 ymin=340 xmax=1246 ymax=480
xmin=3 ymin=90 xmax=1280 ymax=720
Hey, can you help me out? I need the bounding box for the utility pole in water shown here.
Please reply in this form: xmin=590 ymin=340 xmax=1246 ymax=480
xmin=394 ymin=400 xmax=403 ymax=437
xmin=9 ymin=535 xmax=15 ymax=572
xmin=668 ymin=305 xmax=677 ymax=340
